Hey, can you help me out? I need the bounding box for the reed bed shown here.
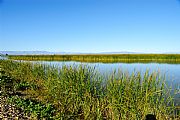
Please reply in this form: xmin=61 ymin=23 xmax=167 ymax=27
xmin=8 ymin=54 xmax=180 ymax=63
xmin=0 ymin=60 xmax=178 ymax=119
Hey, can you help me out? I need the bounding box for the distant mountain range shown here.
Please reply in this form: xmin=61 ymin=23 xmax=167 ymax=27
xmin=0 ymin=51 xmax=180 ymax=55
xmin=0 ymin=51 xmax=56 ymax=55
xmin=0 ymin=51 xmax=143 ymax=55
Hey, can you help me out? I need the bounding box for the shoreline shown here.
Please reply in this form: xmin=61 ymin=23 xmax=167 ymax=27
xmin=0 ymin=60 xmax=179 ymax=119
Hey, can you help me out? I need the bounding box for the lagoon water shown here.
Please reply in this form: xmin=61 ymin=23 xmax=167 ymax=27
xmin=2 ymin=58 xmax=180 ymax=105
xmin=31 ymin=61 xmax=178 ymax=106
xmin=34 ymin=61 xmax=180 ymax=84
xmin=32 ymin=61 xmax=180 ymax=104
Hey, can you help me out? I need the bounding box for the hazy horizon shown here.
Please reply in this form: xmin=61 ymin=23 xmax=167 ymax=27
xmin=1 ymin=50 xmax=180 ymax=55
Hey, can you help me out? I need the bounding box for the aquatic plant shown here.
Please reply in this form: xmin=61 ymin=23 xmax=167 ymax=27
xmin=8 ymin=54 xmax=180 ymax=63
xmin=0 ymin=60 xmax=178 ymax=119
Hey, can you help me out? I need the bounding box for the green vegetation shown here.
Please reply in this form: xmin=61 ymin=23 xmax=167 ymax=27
xmin=8 ymin=96 xmax=54 ymax=119
xmin=0 ymin=63 xmax=55 ymax=119
xmin=8 ymin=54 xmax=180 ymax=63
xmin=0 ymin=60 xmax=179 ymax=119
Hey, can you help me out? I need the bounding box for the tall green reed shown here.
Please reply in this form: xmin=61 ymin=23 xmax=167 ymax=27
xmin=0 ymin=60 xmax=178 ymax=119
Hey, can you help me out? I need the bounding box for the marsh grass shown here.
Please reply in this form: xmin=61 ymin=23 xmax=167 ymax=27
xmin=8 ymin=54 xmax=180 ymax=64
xmin=0 ymin=60 xmax=178 ymax=119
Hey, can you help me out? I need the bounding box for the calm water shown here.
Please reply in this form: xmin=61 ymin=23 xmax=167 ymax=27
xmin=34 ymin=61 xmax=180 ymax=84
xmin=3 ymin=58 xmax=180 ymax=105
xmin=32 ymin=61 xmax=180 ymax=105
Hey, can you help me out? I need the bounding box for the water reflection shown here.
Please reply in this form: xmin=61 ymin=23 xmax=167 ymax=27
xmin=32 ymin=61 xmax=180 ymax=84
xmin=25 ymin=61 xmax=180 ymax=106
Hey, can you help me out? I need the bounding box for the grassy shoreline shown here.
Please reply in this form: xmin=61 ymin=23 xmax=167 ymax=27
xmin=0 ymin=60 xmax=179 ymax=119
xmin=8 ymin=54 xmax=180 ymax=64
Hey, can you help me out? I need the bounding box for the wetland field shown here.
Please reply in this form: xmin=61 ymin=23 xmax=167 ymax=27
xmin=0 ymin=54 xmax=180 ymax=119
xmin=8 ymin=54 xmax=180 ymax=63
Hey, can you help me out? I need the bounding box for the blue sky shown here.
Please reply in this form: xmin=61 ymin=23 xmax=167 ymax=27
xmin=0 ymin=0 xmax=180 ymax=53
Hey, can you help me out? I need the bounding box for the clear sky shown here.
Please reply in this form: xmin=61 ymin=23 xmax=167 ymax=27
xmin=0 ymin=0 xmax=180 ymax=53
